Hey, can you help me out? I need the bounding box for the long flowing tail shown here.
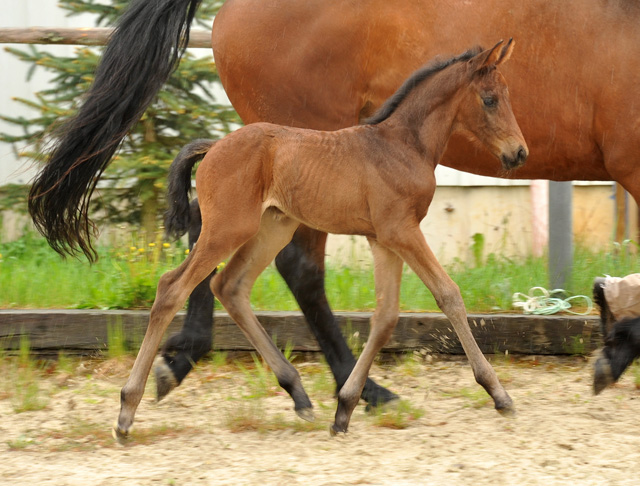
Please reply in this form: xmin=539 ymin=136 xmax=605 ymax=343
xmin=28 ymin=0 xmax=203 ymax=262
xmin=164 ymin=139 xmax=215 ymax=241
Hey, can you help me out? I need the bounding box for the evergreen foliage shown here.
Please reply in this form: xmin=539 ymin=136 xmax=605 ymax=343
xmin=0 ymin=0 xmax=238 ymax=235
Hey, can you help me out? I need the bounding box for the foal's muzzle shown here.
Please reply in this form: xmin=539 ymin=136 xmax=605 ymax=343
xmin=501 ymin=145 xmax=528 ymax=170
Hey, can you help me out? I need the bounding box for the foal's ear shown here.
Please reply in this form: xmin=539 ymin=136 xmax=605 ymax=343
xmin=496 ymin=38 xmax=515 ymax=66
xmin=472 ymin=38 xmax=514 ymax=71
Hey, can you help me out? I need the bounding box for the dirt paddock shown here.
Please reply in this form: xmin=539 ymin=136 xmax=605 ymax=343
xmin=1 ymin=353 xmax=639 ymax=486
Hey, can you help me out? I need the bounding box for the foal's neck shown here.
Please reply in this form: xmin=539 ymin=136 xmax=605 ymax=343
xmin=381 ymin=66 xmax=467 ymax=165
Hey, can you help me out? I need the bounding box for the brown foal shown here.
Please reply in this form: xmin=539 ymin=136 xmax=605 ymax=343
xmin=114 ymin=40 xmax=528 ymax=440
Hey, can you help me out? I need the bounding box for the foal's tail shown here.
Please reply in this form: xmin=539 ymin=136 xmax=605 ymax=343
xmin=28 ymin=0 xmax=203 ymax=262
xmin=165 ymin=139 xmax=216 ymax=241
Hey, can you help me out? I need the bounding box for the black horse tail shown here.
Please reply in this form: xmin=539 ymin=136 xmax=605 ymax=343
xmin=164 ymin=139 xmax=215 ymax=241
xmin=28 ymin=0 xmax=203 ymax=262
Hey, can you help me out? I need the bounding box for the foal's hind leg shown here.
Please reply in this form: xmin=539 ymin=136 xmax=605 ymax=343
xmin=213 ymin=209 xmax=314 ymax=420
xmin=114 ymin=225 xmax=257 ymax=441
xmin=331 ymin=239 xmax=403 ymax=434
xmin=156 ymin=199 xmax=215 ymax=401
xmin=388 ymin=226 xmax=514 ymax=416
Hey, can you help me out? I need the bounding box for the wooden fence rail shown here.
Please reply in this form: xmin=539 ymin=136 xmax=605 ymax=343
xmin=0 ymin=27 xmax=212 ymax=48
xmin=0 ymin=310 xmax=601 ymax=357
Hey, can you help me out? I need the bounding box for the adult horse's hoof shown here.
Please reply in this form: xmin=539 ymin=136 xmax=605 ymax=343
xmin=154 ymin=356 xmax=178 ymax=402
xmin=295 ymin=406 xmax=315 ymax=422
xmin=363 ymin=387 xmax=400 ymax=413
xmin=329 ymin=423 xmax=347 ymax=436
xmin=593 ymin=354 xmax=613 ymax=395
xmin=365 ymin=396 xmax=401 ymax=414
xmin=112 ymin=422 xmax=130 ymax=445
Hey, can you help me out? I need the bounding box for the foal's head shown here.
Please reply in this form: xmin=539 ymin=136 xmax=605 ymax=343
xmin=455 ymin=39 xmax=528 ymax=170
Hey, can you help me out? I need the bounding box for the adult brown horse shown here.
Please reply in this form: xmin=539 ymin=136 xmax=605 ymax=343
xmin=114 ymin=41 xmax=525 ymax=440
xmin=29 ymin=0 xmax=640 ymax=406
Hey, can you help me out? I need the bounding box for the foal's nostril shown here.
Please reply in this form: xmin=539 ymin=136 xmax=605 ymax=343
xmin=517 ymin=146 xmax=528 ymax=163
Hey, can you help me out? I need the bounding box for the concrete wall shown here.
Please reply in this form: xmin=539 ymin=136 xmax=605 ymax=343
xmin=325 ymin=183 xmax=623 ymax=265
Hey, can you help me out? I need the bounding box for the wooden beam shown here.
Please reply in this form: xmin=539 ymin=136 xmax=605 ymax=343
xmin=0 ymin=310 xmax=601 ymax=356
xmin=0 ymin=27 xmax=212 ymax=48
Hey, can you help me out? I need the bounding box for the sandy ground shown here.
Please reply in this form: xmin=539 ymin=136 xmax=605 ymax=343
xmin=1 ymin=353 xmax=639 ymax=486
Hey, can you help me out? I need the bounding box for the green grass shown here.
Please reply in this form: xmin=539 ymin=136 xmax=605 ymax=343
xmin=1 ymin=336 xmax=49 ymax=413
xmin=366 ymin=399 xmax=425 ymax=429
xmin=1 ymin=233 xmax=638 ymax=312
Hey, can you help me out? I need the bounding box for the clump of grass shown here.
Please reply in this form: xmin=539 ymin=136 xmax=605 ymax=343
xmin=393 ymin=352 xmax=426 ymax=378
xmin=303 ymin=359 xmax=336 ymax=397
xmin=38 ymin=420 xmax=197 ymax=451
xmin=209 ymin=350 xmax=229 ymax=370
xmin=563 ymin=335 xmax=588 ymax=357
xmin=9 ymin=336 xmax=49 ymax=413
xmin=236 ymin=353 xmax=280 ymax=399
xmin=7 ymin=435 xmax=38 ymax=450
xmin=342 ymin=319 xmax=364 ymax=357
xmin=106 ymin=318 xmax=128 ymax=359
xmin=367 ymin=400 xmax=425 ymax=429
xmin=441 ymin=386 xmax=491 ymax=409
xmin=223 ymin=397 xmax=326 ymax=434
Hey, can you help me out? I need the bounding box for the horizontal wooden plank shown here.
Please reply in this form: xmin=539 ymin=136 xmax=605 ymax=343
xmin=0 ymin=27 xmax=212 ymax=48
xmin=0 ymin=310 xmax=602 ymax=356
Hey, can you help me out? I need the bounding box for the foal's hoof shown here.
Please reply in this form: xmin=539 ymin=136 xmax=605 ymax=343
xmin=495 ymin=396 xmax=516 ymax=418
xmin=154 ymin=356 xmax=178 ymax=402
xmin=112 ymin=422 xmax=130 ymax=445
xmin=593 ymin=354 xmax=613 ymax=395
xmin=295 ymin=407 xmax=315 ymax=423
xmin=496 ymin=404 xmax=516 ymax=418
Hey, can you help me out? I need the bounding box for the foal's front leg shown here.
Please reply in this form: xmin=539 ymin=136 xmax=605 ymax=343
xmin=390 ymin=226 xmax=514 ymax=415
xmin=332 ymin=239 xmax=404 ymax=434
xmin=275 ymin=226 xmax=399 ymax=409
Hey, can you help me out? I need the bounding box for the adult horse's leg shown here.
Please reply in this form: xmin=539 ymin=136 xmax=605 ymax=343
xmin=275 ymin=226 xmax=399 ymax=409
xmin=388 ymin=226 xmax=514 ymax=415
xmin=155 ymin=200 xmax=216 ymax=400
xmin=331 ymin=240 xmax=403 ymax=434
xmin=213 ymin=209 xmax=313 ymax=420
xmin=594 ymin=317 xmax=640 ymax=394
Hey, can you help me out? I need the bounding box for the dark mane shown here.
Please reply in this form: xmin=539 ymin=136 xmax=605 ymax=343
xmin=364 ymin=46 xmax=483 ymax=125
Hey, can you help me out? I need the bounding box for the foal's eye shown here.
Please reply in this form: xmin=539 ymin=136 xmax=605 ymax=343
xmin=483 ymin=96 xmax=497 ymax=108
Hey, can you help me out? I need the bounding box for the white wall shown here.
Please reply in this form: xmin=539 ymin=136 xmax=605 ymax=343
xmin=0 ymin=3 xmax=224 ymax=185
xmin=0 ymin=4 xmax=97 ymax=184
